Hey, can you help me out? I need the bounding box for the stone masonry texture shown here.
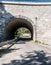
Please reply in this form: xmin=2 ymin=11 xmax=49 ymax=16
xmin=0 ymin=3 xmax=51 ymax=45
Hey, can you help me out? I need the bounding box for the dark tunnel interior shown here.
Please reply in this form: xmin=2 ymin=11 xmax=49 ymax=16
xmin=4 ymin=18 xmax=33 ymax=41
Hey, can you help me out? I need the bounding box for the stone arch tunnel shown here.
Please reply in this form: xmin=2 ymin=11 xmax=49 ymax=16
xmin=4 ymin=18 xmax=33 ymax=41
xmin=0 ymin=2 xmax=51 ymax=45
xmin=0 ymin=2 xmax=34 ymax=43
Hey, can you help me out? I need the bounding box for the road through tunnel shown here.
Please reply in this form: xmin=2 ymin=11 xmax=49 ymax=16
xmin=4 ymin=18 xmax=33 ymax=41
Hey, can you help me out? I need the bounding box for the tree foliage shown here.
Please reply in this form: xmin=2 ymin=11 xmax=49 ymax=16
xmin=14 ymin=27 xmax=30 ymax=38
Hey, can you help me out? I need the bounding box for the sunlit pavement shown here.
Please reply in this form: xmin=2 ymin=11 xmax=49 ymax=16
xmin=0 ymin=40 xmax=51 ymax=65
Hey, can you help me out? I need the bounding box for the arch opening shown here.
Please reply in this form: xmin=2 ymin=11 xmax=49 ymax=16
xmin=14 ymin=27 xmax=32 ymax=40
xmin=4 ymin=18 xmax=33 ymax=41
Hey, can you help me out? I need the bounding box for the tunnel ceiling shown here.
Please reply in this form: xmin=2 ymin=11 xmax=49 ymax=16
xmin=4 ymin=18 xmax=33 ymax=40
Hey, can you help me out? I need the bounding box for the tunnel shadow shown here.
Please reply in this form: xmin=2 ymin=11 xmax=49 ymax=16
xmin=2 ymin=50 xmax=51 ymax=65
xmin=18 ymin=38 xmax=32 ymax=41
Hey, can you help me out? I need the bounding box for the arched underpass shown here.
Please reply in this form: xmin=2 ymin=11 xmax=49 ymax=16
xmin=4 ymin=18 xmax=33 ymax=41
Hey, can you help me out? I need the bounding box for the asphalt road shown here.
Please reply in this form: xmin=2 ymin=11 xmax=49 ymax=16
xmin=0 ymin=40 xmax=51 ymax=65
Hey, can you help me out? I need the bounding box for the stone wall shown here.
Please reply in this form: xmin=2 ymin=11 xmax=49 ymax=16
xmin=0 ymin=2 xmax=51 ymax=45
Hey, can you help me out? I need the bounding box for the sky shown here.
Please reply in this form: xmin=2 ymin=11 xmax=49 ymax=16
xmin=0 ymin=0 xmax=51 ymax=2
